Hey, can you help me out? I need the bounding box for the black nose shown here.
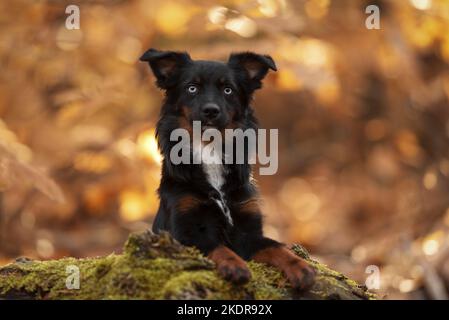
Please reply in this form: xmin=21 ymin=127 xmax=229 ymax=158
xmin=201 ymin=103 xmax=221 ymax=121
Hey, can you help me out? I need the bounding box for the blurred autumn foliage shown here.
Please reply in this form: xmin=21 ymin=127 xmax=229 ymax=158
xmin=1 ymin=0 xmax=449 ymax=299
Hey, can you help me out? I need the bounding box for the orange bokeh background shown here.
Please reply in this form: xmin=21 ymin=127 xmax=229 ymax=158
xmin=1 ymin=0 xmax=449 ymax=299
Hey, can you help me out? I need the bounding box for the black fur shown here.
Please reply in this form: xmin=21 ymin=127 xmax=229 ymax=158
xmin=140 ymin=49 xmax=315 ymax=288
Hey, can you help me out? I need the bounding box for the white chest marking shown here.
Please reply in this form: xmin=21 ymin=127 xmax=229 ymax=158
xmin=201 ymin=144 xmax=233 ymax=226
xmin=203 ymin=163 xmax=224 ymax=191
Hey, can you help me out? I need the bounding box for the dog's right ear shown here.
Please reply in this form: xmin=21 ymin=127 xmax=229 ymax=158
xmin=140 ymin=48 xmax=191 ymax=89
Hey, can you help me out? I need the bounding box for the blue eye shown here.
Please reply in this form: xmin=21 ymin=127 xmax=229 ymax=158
xmin=224 ymin=87 xmax=233 ymax=95
xmin=187 ymin=85 xmax=198 ymax=94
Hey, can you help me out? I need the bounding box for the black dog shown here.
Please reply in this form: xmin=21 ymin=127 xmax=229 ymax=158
xmin=140 ymin=48 xmax=315 ymax=289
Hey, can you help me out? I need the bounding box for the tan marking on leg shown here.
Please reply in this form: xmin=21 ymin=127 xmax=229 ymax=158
xmin=252 ymin=245 xmax=315 ymax=290
xmin=208 ymin=246 xmax=251 ymax=284
xmin=176 ymin=195 xmax=202 ymax=213
xmin=238 ymin=198 xmax=260 ymax=214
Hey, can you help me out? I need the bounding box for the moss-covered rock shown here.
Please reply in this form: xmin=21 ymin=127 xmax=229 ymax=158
xmin=0 ymin=231 xmax=376 ymax=300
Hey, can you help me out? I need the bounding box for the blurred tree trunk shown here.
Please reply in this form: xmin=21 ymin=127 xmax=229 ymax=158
xmin=0 ymin=231 xmax=375 ymax=300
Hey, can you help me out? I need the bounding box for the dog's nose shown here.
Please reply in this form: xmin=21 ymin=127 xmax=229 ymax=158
xmin=201 ymin=103 xmax=221 ymax=121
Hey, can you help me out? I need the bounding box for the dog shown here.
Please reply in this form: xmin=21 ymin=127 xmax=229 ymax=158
xmin=140 ymin=48 xmax=315 ymax=290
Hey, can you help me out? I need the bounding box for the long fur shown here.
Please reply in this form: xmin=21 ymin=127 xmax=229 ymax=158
xmin=141 ymin=49 xmax=315 ymax=288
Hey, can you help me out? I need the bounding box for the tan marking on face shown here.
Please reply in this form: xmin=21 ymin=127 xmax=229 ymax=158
xmin=178 ymin=105 xmax=193 ymax=135
xmin=220 ymin=109 xmax=238 ymax=135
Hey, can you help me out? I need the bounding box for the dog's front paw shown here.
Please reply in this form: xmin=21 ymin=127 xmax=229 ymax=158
xmin=284 ymin=258 xmax=316 ymax=291
xmin=217 ymin=259 xmax=251 ymax=285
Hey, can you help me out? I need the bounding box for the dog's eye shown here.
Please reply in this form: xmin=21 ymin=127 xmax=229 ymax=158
xmin=224 ymin=87 xmax=233 ymax=95
xmin=187 ymin=85 xmax=198 ymax=94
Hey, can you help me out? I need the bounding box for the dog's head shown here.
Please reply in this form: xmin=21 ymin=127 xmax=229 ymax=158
xmin=140 ymin=49 xmax=276 ymax=131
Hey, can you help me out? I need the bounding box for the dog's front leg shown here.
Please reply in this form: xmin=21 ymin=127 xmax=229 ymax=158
xmin=170 ymin=195 xmax=251 ymax=284
xmin=208 ymin=245 xmax=251 ymax=284
xmin=252 ymin=242 xmax=315 ymax=291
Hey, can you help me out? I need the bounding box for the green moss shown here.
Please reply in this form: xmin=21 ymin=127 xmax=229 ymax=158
xmin=0 ymin=231 xmax=376 ymax=300
xmin=301 ymin=256 xmax=377 ymax=300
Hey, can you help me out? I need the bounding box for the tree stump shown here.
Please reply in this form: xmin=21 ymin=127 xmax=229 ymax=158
xmin=0 ymin=231 xmax=375 ymax=300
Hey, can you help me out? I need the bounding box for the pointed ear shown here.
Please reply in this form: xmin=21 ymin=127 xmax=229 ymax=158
xmin=140 ymin=48 xmax=191 ymax=89
xmin=228 ymin=52 xmax=277 ymax=90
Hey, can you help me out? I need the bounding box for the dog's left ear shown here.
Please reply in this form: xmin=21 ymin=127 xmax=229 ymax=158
xmin=228 ymin=52 xmax=277 ymax=90
xmin=140 ymin=48 xmax=191 ymax=89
